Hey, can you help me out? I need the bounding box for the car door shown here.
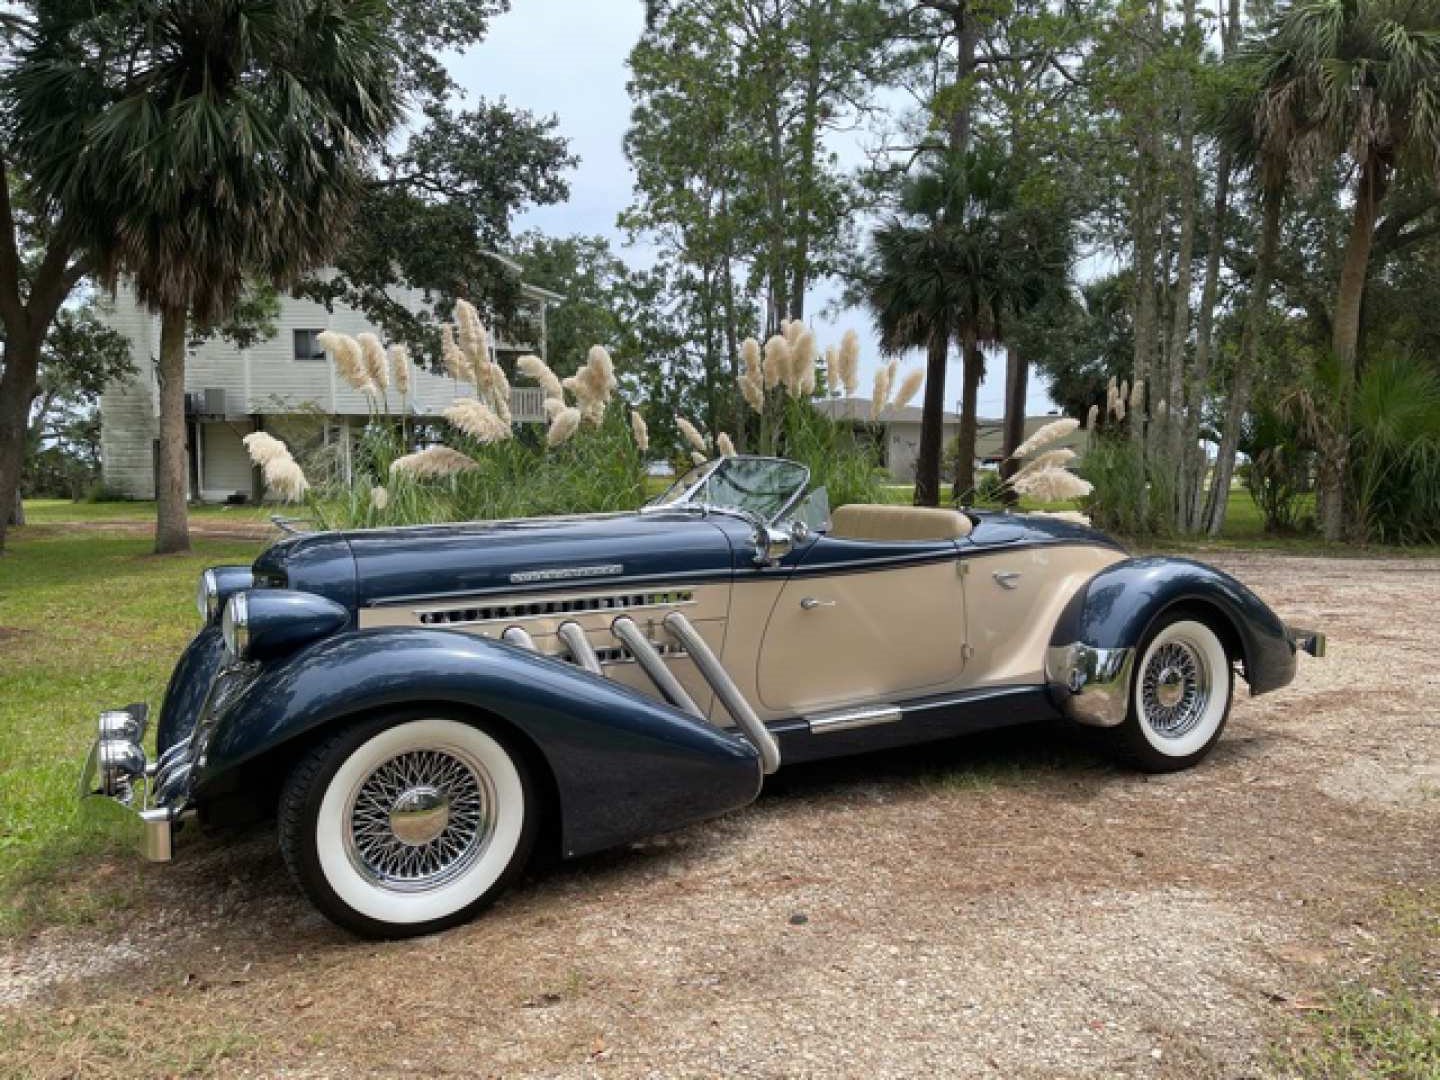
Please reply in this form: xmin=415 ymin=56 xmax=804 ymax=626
xmin=753 ymin=534 xmax=968 ymax=715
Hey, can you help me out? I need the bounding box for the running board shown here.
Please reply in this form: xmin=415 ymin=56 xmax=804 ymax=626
xmin=806 ymin=704 xmax=901 ymax=734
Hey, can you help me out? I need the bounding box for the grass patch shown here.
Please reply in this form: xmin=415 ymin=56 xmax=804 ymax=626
xmin=1274 ymin=888 xmax=1440 ymax=1079
xmin=0 ymin=524 xmax=263 ymax=933
xmin=20 ymin=498 xmax=268 ymax=526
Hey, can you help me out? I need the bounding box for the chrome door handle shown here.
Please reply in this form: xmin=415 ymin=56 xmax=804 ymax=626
xmin=992 ymin=571 xmax=1022 ymax=590
xmin=800 ymin=597 xmax=837 ymax=610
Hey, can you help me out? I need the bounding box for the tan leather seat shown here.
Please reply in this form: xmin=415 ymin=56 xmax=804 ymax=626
xmin=828 ymin=503 xmax=973 ymax=542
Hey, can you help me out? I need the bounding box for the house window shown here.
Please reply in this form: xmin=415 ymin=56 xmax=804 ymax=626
xmin=293 ymin=329 xmax=326 ymax=361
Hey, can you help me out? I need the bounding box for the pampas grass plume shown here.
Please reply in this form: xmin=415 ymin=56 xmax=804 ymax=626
xmin=892 ymin=368 xmax=924 ymax=409
xmin=357 ymin=333 xmax=389 ymax=391
xmin=318 ymin=331 xmax=370 ymax=393
xmin=391 ymin=446 xmax=479 ymax=479
xmin=242 ymin=432 xmax=289 ymax=468
xmin=547 ymin=406 xmax=582 ymax=447
xmin=444 ymin=399 xmax=511 ymax=444
xmin=763 ymin=335 xmax=790 ymax=390
xmin=691 ymin=451 xmax=708 ymax=467
xmin=517 ymin=354 xmax=565 ymax=401
xmin=1013 ymin=417 xmax=1080 ymax=458
xmin=1011 ymin=465 xmax=1093 ymax=503
xmin=630 ymin=410 xmax=649 ymax=454
xmin=717 ymin=432 xmax=737 ymax=457
xmin=371 ymin=485 xmax=389 ymax=511
xmin=838 ymin=330 xmax=861 ymax=396
xmin=677 ymin=417 xmax=708 ymax=455
xmin=790 ymin=330 xmax=816 ymax=397
xmin=389 ymin=345 xmax=411 ymax=395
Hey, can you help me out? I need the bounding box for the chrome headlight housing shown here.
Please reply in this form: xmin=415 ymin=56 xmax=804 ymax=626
xmin=219 ymin=589 xmax=348 ymax=663
xmin=221 ymin=592 xmax=251 ymax=660
xmin=197 ymin=566 xmax=255 ymax=623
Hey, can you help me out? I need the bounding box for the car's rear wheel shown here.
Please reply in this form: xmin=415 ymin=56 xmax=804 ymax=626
xmin=1114 ymin=614 xmax=1234 ymax=773
xmin=279 ymin=711 xmax=536 ymax=938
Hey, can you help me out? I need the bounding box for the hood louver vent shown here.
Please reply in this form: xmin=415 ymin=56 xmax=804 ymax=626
xmin=418 ymin=589 xmax=695 ymax=627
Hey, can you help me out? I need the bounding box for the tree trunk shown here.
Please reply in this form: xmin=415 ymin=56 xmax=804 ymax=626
xmin=1204 ymin=192 xmax=1282 ymax=536
xmin=1320 ymin=155 xmax=1389 ymax=542
xmin=154 ymin=304 xmax=192 ymax=554
xmin=1164 ymin=0 xmax=1200 ymax=483
xmin=0 ymin=332 xmax=39 ymax=553
xmin=913 ymin=328 xmax=950 ymax=507
xmin=1129 ymin=0 xmax=1164 ymax=450
xmin=999 ymin=344 xmax=1028 ymax=507
xmin=953 ymin=331 xmax=984 ymax=505
xmin=1181 ymin=0 xmax=1240 ymax=532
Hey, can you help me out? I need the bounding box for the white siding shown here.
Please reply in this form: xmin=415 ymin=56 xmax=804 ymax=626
xmin=99 ymin=273 xmax=555 ymax=498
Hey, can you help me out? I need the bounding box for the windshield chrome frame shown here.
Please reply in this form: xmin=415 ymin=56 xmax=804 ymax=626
xmin=645 ymin=455 xmax=813 ymax=526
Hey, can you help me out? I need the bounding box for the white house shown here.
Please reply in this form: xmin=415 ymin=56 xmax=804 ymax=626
xmin=813 ymin=397 xmax=1084 ymax=482
xmin=98 ymin=266 xmax=562 ymax=502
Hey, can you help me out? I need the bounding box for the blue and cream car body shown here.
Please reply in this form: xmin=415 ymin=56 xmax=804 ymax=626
xmin=81 ymin=456 xmax=1324 ymax=936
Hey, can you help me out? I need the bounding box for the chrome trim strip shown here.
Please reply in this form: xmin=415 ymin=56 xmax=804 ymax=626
xmin=509 ymin=564 xmax=624 ymax=584
xmin=662 ymin=611 xmax=781 ymax=775
xmin=1044 ymin=643 xmax=1135 ymax=728
xmin=412 ymin=590 xmax=698 ymax=627
xmin=807 ymin=705 xmax=901 ymax=734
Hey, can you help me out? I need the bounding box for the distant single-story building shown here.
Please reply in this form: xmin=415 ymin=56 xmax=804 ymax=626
xmin=813 ymin=398 xmax=1085 ymax=482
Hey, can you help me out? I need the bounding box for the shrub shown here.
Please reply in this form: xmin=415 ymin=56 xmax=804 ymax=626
xmin=1240 ymin=400 xmax=1313 ymax=534
xmin=1079 ymin=435 xmax=1173 ymax=538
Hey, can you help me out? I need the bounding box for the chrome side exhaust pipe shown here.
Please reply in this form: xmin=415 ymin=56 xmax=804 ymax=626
xmin=610 ymin=616 xmax=704 ymax=719
xmin=556 ymin=620 xmax=603 ymax=675
xmin=662 ymin=611 xmax=781 ymax=775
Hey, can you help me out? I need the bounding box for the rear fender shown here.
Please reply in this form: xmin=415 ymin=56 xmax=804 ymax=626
xmin=195 ymin=627 xmax=761 ymax=857
xmin=1049 ymin=556 xmax=1297 ymax=695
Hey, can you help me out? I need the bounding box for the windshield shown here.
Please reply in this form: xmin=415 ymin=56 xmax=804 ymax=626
xmin=652 ymin=456 xmax=810 ymax=523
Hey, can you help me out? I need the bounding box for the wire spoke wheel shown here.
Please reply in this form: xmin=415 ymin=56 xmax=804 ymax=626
xmin=1120 ymin=616 xmax=1234 ymax=772
xmin=1139 ymin=638 xmax=1210 ymax=739
xmin=344 ymin=745 xmax=496 ymax=893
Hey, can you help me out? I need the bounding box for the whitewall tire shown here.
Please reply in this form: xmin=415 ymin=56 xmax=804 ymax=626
xmin=1116 ymin=614 xmax=1234 ymax=773
xmin=279 ymin=712 xmax=536 ymax=938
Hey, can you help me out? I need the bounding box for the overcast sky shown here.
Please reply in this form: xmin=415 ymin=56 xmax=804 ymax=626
xmin=449 ymin=1 xmax=1058 ymax=418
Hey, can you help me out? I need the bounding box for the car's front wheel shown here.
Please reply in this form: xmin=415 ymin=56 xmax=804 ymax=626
xmin=278 ymin=711 xmax=536 ymax=938
xmin=1115 ymin=613 xmax=1235 ymax=773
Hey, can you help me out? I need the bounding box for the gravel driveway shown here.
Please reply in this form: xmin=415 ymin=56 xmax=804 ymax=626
xmin=3 ymin=552 xmax=1436 ymax=1078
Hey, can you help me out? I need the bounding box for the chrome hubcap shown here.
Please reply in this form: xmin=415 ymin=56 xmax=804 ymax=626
xmin=345 ymin=748 xmax=494 ymax=891
xmin=1140 ymin=640 xmax=1210 ymax=739
xmin=389 ymin=786 xmax=451 ymax=846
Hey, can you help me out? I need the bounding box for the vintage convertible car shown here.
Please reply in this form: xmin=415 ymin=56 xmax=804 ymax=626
xmin=80 ymin=455 xmax=1324 ymax=936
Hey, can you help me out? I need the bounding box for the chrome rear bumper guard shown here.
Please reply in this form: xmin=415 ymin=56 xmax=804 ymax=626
xmin=1291 ymin=627 xmax=1326 ymax=658
xmin=78 ymin=704 xmax=190 ymax=862
xmin=1044 ymin=643 xmax=1134 ymax=728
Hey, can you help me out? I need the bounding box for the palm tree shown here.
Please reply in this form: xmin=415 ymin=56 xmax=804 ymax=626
xmin=10 ymin=0 xmax=399 ymax=552
xmin=1248 ymin=0 xmax=1440 ymax=540
xmin=863 ymin=151 xmax=1019 ymax=506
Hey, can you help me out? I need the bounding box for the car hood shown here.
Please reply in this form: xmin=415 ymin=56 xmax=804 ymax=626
xmin=254 ymin=511 xmax=742 ymax=611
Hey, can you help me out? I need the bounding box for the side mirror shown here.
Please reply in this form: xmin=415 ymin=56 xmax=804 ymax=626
xmin=755 ymin=525 xmax=793 ymax=566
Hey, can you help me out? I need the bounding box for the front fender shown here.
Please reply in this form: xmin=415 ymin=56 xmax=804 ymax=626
xmin=195 ymin=628 xmax=762 ymax=858
xmin=1050 ymin=556 xmax=1298 ymax=696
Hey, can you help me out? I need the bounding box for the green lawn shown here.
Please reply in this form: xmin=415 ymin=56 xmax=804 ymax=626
xmin=20 ymin=497 xmax=270 ymax=526
xmin=0 ymin=522 xmax=264 ymax=930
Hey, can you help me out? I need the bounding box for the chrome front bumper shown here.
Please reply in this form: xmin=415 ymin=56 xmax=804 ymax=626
xmin=1044 ymin=643 xmax=1135 ymax=728
xmin=78 ymin=704 xmax=187 ymax=862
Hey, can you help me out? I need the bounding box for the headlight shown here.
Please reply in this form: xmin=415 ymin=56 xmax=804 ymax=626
xmin=221 ymin=592 xmax=250 ymax=659
xmin=197 ymin=566 xmax=255 ymax=623
xmin=219 ymin=589 xmax=348 ymax=663
xmin=196 ymin=569 xmax=217 ymax=620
